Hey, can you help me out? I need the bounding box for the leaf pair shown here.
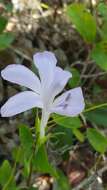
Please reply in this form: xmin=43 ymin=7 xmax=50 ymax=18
xmin=67 ymin=3 xmax=107 ymax=71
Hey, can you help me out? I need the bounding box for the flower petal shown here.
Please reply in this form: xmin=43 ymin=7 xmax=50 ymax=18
xmin=1 ymin=91 xmax=43 ymax=117
xmin=33 ymin=51 xmax=57 ymax=88
xmin=1 ymin=64 xmax=41 ymax=93
xmin=51 ymin=87 xmax=85 ymax=116
xmin=51 ymin=67 xmax=72 ymax=97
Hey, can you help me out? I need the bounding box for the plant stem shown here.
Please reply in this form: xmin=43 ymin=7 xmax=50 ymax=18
xmin=40 ymin=109 xmax=49 ymax=138
xmin=26 ymin=154 xmax=33 ymax=187
xmin=84 ymin=103 xmax=107 ymax=113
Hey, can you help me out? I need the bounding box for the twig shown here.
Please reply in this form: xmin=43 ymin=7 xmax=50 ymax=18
xmin=82 ymin=72 xmax=107 ymax=78
xmin=72 ymin=163 xmax=107 ymax=190
xmin=9 ymin=46 xmax=32 ymax=62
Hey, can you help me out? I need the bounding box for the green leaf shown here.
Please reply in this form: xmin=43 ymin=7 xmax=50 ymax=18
xmin=53 ymin=170 xmax=70 ymax=190
xmin=92 ymin=84 xmax=102 ymax=95
xmin=0 ymin=160 xmax=12 ymax=186
xmin=91 ymin=41 xmax=107 ymax=70
xmin=23 ymin=158 xmax=31 ymax=178
xmin=0 ymin=0 xmax=13 ymax=12
xmin=12 ymin=146 xmax=24 ymax=164
xmin=0 ymin=32 xmax=14 ymax=50
xmin=87 ymin=128 xmax=107 ymax=153
xmin=0 ymin=160 xmax=16 ymax=190
xmin=68 ymin=68 xmax=80 ymax=88
xmin=53 ymin=114 xmax=82 ymax=129
xmin=19 ymin=124 xmax=34 ymax=157
xmin=5 ymin=3 xmax=13 ymax=12
xmin=21 ymin=188 xmax=37 ymax=190
xmin=51 ymin=125 xmax=73 ymax=159
xmin=85 ymin=107 xmax=107 ymax=127
xmin=97 ymin=2 xmax=107 ymax=20
xmin=101 ymin=23 xmax=107 ymax=40
xmin=72 ymin=128 xmax=85 ymax=142
xmin=28 ymin=188 xmax=38 ymax=190
xmin=67 ymin=3 xmax=96 ymax=42
xmin=0 ymin=16 xmax=8 ymax=33
xmin=33 ymin=145 xmax=57 ymax=177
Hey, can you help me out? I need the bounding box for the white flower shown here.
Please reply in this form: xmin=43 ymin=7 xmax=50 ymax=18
xmin=0 ymin=51 xmax=85 ymax=137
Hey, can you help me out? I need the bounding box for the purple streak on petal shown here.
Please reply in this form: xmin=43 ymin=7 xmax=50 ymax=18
xmin=51 ymin=87 xmax=85 ymax=116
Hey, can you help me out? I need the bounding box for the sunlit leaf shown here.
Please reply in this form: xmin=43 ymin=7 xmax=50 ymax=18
xmin=19 ymin=124 xmax=34 ymax=158
xmin=67 ymin=3 xmax=96 ymax=42
xmin=33 ymin=145 xmax=57 ymax=177
xmin=53 ymin=114 xmax=82 ymax=129
xmin=97 ymin=2 xmax=107 ymax=20
xmin=0 ymin=160 xmax=12 ymax=186
xmin=0 ymin=33 xmax=14 ymax=50
xmin=0 ymin=160 xmax=16 ymax=189
xmin=53 ymin=170 xmax=70 ymax=190
xmin=68 ymin=68 xmax=80 ymax=88
xmin=87 ymin=128 xmax=107 ymax=153
xmin=91 ymin=41 xmax=107 ymax=70
xmin=0 ymin=16 xmax=8 ymax=33
xmin=85 ymin=107 xmax=107 ymax=127
xmin=72 ymin=128 xmax=85 ymax=142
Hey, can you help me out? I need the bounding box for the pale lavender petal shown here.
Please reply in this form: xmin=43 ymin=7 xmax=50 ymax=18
xmin=51 ymin=67 xmax=72 ymax=97
xmin=33 ymin=51 xmax=57 ymax=88
xmin=1 ymin=91 xmax=43 ymax=117
xmin=1 ymin=64 xmax=41 ymax=93
xmin=51 ymin=87 xmax=85 ymax=116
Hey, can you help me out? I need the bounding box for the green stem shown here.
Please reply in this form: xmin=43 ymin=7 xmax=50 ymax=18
xmin=84 ymin=103 xmax=107 ymax=113
xmin=3 ymin=149 xmax=20 ymax=190
xmin=26 ymin=152 xmax=34 ymax=187
xmin=40 ymin=110 xmax=50 ymax=138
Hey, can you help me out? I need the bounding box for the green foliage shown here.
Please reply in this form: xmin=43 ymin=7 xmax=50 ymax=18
xmin=87 ymin=128 xmax=107 ymax=153
xmin=53 ymin=170 xmax=70 ymax=190
xmin=52 ymin=114 xmax=84 ymax=145
xmin=67 ymin=3 xmax=96 ymax=42
xmin=0 ymin=16 xmax=8 ymax=33
xmin=97 ymin=2 xmax=107 ymax=20
xmin=0 ymin=160 xmax=16 ymax=189
xmin=72 ymin=128 xmax=85 ymax=142
xmin=27 ymin=188 xmax=38 ymax=190
xmin=51 ymin=125 xmax=73 ymax=159
xmin=0 ymin=0 xmax=13 ymax=12
xmin=53 ymin=114 xmax=82 ymax=129
xmin=85 ymin=107 xmax=107 ymax=127
xmin=68 ymin=68 xmax=80 ymax=88
xmin=91 ymin=41 xmax=107 ymax=70
xmin=19 ymin=124 xmax=34 ymax=178
xmin=0 ymin=160 xmax=12 ymax=186
xmin=19 ymin=124 xmax=34 ymax=157
xmin=0 ymin=33 xmax=14 ymax=50
xmin=33 ymin=144 xmax=57 ymax=177
xmin=12 ymin=146 xmax=24 ymax=164
xmin=0 ymin=1 xmax=14 ymax=50
xmin=101 ymin=23 xmax=107 ymax=40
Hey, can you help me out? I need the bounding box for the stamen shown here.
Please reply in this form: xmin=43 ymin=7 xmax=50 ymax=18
xmin=57 ymin=103 xmax=68 ymax=109
xmin=63 ymin=103 xmax=68 ymax=109
xmin=65 ymin=93 xmax=71 ymax=102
